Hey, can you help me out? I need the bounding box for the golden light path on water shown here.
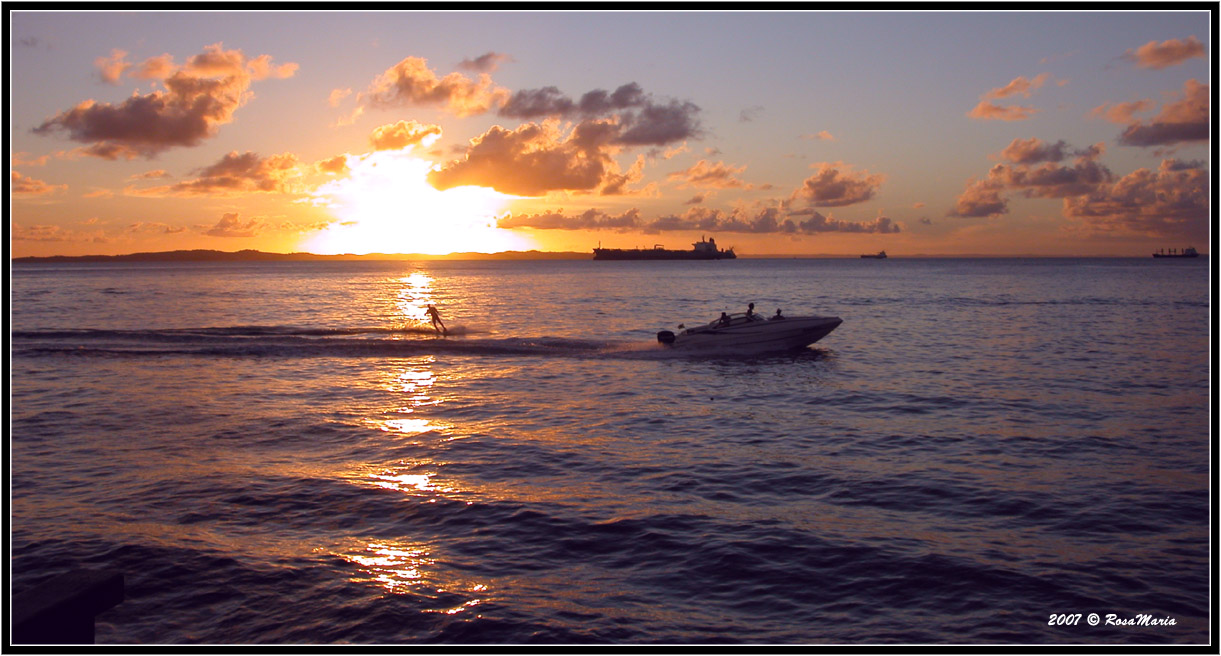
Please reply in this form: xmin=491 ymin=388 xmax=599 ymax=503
xmin=303 ymin=150 xmax=532 ymax=256
xmin=327 ymin=272 xmax=489 ymax=612
xmin=394 ymin=273 xmax=436 ymax=326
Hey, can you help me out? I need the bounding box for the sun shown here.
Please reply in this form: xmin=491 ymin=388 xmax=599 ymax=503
xmin=304 ymin=150 xmax=532 ymax=255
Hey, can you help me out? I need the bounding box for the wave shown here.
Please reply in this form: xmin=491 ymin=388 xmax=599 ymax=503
xmin=12 ymin=325 xmax=443 ymax=340
xmin=12 ymin=326 xmax=612 ymax=359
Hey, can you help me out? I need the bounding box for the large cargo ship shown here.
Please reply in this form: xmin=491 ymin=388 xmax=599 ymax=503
xmin=593 ymin=237 xmax=736 ymax=260
xmin=1152 ymin=246 xmax=1199 ymax=258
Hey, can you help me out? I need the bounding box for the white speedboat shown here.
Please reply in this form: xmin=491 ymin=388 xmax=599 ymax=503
xmin=657 ymin=312 xmax=842 ymax=353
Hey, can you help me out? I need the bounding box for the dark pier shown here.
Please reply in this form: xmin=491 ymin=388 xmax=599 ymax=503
xmin=12 ymin=569 xmax=125 ymax=645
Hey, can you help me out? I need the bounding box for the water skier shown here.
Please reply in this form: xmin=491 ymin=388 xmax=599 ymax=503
xmin=426 ymin=304 xmax=448 ymax=336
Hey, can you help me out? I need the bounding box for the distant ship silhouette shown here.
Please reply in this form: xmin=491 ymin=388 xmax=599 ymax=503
xmin=593 ymin=236 xmax=736 ymax=260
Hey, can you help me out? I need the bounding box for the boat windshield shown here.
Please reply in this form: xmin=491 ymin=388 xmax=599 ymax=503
xmin=707 ymin=312 xmax=765 ymax=328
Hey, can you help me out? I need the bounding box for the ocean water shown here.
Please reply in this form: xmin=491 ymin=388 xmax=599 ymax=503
xmin=8 ymin=257 xmax=1212 ymax=645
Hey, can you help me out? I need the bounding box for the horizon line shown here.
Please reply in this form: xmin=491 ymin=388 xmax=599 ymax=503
xmin=11 ymin=247 xmax=1209 ymax=263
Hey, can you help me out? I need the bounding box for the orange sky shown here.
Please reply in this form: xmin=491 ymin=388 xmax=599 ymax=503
xmin=9 ymin=11 xmax=1212 ymax=257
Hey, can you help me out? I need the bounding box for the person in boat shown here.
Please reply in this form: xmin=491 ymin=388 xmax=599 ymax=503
xmin=426 ymin=304 xmax=448 ymax=336
xmin=746 ymin=303 xmax=755 ymax=319
xmin=770 ymin=308 xmax=785 ymax=320
xmin=718 ymin=312 xmax=731 ymax=326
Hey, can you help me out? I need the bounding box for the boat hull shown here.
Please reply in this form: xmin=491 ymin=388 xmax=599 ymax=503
xmin=593 ymin=248 xmax=735 ymax=260
xmin=668 ymin=316 xmax=842 ymax=353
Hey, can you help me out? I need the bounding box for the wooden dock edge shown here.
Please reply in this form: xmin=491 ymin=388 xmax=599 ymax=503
xmin=11 ymin=569 xmax=125 ymax=645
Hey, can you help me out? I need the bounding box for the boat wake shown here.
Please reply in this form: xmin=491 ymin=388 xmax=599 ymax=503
xmin=12 ymin=325 xmax=830 ymax=362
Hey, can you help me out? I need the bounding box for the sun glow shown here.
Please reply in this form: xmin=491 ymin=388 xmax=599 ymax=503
xmin=304 ymin=150 xmax=531 ymax=255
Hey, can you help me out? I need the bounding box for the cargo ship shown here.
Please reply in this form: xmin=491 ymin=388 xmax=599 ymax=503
xmin=593 ymin=236 xmax=736 ymax=260
xmin=1152 ymin=246 xmax=1199 ymax=258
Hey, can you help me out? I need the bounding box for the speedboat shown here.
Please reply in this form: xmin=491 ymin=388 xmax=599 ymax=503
xmin=657 ymin=312 xmax=842 ymax=353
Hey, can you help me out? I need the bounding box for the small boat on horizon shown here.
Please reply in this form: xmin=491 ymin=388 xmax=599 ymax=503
xmin=861 ymin=250 xmax=887 ymax=259
xmin=657 ymin=310 xmax=842 ymax=353
xmin=1152 ymin=246 xmax=1199 ymax=258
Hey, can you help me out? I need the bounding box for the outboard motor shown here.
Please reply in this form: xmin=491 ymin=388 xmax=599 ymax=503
xmin=656 ymin=330 xmax=676 ymax=345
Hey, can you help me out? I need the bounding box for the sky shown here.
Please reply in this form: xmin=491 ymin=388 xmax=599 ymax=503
xmin=8 ymin=10 xmax=1212 ymax=257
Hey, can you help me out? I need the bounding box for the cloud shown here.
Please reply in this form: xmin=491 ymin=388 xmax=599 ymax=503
xmin=329 ymin=88 xmax=353 ymax=107
xmin=999 ymin=137 xmax=1072 ymax=163
xmin=739 ymin=105 xmax=764 ymax=122
xmin=202 ymin=212 xmax=266 ymax=238
xmin=11 ymin=171 xmax=67 ymax=196
xmin=951 ymin=142 xmax=1116 ymax=217
xmin=246 ymin=54 xmax=299 ymax=80
xmin=457 ymin=52 xmax=512 ymax=73
xmin=599 ymin=155 xmax=647 ymax=197
xmin=126 ymin=221 xmax=186 ymax=235
xmin=967 ymin=101 xmax=1039 ymax=121
xmin=968 ymin=73 xmax=1051 ymax=121
xmin=1117 ymin=79 xmax=1209 ymax=147
xmin=1091 ymin=98 xmax=1156 ymax=124
xmin=131 ymin=151 xmax=302 ymax=197
xmin=497 ymin=86 xmax=575 ymax=117
xmin=428 ymin=120 xmax=625 ymax=196
xmin=983 ymin=73 xmax=1050 ymax=100
xmin=363 ymin=56 xmax=509 ymax=116
xmin=796 ymin=212 xmax=900 ymax=234
xmin=802 ymin=131 xmax=836 ymax=141
xmin=998 ymin=137 xmax=1102 ymax=164
xmin=131 ymin=54 xmax=177 ymax=80
xmin=369 ymin=120 xmax=443 ymax=151
xmin=95 ymin=49 xmax=130 ymax=84
xmin=12 ymin=152 xmax=51 ymax=167
xmin=497 ymin=205 xmax=900 ymax=235
xmin=791 ymin=162 xmax=884 ymax=207
xmin=617 ymin=99 xmax=703 ymax=146
xmin=315 ymin=154 xmax=350 ymax=175
xmin=497 ymin=81 xmax=702 ymax=146
xmin=35 ymin=43 xmax=297 ymax=158
xmin=950 ymin=178 xmax=1008 ymax=218
xmin=1064 ymin=159 xmax=1208 ymax=239
xmin=498 ymin=207 xmax=642 ymax=230
xmin=130 ymin=169 xmax=171 ymax=180
xmin=13 ymin=224 xmax=74 ymax=241
xmin=994 ymin=159 xmax=1112 ymax=199
xmin=667 ymin=160 xmax=752 ymax=189
xmin=1123 ymin=36 xmax=1206 ymax=70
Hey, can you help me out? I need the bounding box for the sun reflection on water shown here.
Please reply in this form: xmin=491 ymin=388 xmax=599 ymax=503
xmin=340 ymin=541 xmax=434 ymax=594
xmin=366 ymin=471 xmax=454 ymax=495
xmin=330 ymin=539 xmax=492 ymax=614
xmin=393 ymin=272 xmax=437 ymax=329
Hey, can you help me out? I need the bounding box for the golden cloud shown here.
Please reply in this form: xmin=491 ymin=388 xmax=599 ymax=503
xmin=364 ymin=56 xmax=509 ymax=117
xmin=11 ymin=171 xmax=67 ymax=196
xmin=428 ymin=120 xmax=622 ymax=196
xmin=129 ymin=151 xmax=303 ymax=197
xmin=667 ymin=160 xmax=753 ymax=189
xmin=1124 ymin=36 xmax=1206 ymax=70
xmin=369 ymin=120 xmax=442 ymax=151
xmin=967 ymin=101 xmax=1039 ymax=121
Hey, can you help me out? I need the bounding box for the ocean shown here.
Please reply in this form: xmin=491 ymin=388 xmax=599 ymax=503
xmin=8 ymin=256 xmax=1212 ymax=645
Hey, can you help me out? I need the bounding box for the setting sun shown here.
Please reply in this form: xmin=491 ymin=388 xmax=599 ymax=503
xmin=304 ymin=150 xmax=531 ymax=255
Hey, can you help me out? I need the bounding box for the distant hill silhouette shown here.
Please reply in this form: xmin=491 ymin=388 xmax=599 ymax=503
xmin=13 ymin=249 xmax=589 ymax=263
